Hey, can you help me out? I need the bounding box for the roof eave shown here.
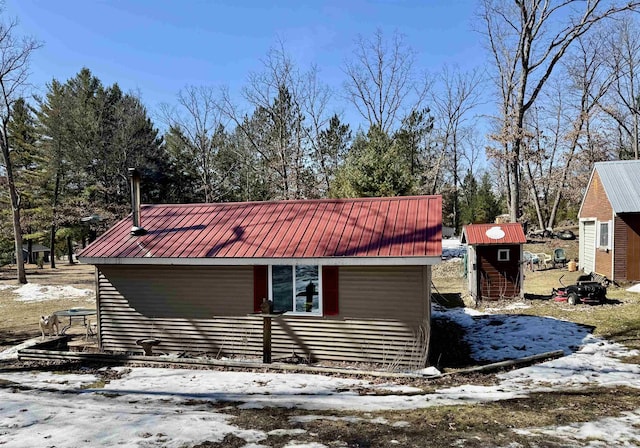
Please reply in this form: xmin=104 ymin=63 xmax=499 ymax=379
xmin=78 ymin=256 xmax=442 ymax=266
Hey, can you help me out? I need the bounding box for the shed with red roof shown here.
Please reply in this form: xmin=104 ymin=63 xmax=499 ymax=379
xmin=79 ymin=190 xmax=442 ymax=367
xmin=461 ymin=223 xmax=526 ymax=301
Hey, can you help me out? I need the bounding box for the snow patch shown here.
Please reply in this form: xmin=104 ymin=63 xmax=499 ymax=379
xmin=627 ymin=283 xmax=640 ymax=293
xmin=484 ymin=302 xmax=531 ymax=312
xmin=514 ymin=408 xmax=640 ymax=446
xmin=282 ymin=443 xmax=327 ymax=448
xmin=432 ymin=305 xmax=591 ymax=362
xmin=13 ymin=283 xmax=94 ymax=302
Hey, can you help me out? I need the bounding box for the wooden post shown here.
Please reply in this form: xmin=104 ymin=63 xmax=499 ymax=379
xmin=260 ymin=298 xmax=273 ymax=364
xmin=263 ymin=316 xmax=271 ymax=364
xmin=252 ymin=299 xmax=281 ymax=364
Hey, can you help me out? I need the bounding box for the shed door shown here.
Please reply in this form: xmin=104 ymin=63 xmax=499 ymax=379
xmin=478 ymin=245 xmax=520 ymax=300
xmin=582 ymin=221 xmax=596 ymax=274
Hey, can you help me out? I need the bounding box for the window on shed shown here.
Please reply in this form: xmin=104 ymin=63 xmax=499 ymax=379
xmin=497 ymin=248 xmax=510 ymax=262
xmin=271 ymin=265 xmax=321 ymax=314
xmin=598 ymin=221 xmax=610 ymax=249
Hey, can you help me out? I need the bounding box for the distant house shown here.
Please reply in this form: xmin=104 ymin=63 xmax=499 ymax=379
xmin=22 ymin=243 xmax=50 ymax=264
xmin=578 ymin=160 xmax=640 ymax=282
xmin=461 ymin=223 xmax=526 ymax=301
xmin=442 ymin=226 xmax=456 ymax=239
xmin=79 ymin=188 xmax=442 ymax=367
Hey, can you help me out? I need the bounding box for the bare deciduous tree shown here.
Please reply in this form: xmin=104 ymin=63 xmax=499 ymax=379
xmin=218 ymin=43 xmax=319 ymax=199
xmin=0 ymin=16 xmax=41 ymax=284
xmin=548 ymin=32 xmax=614 ymax=226
xmin=160 ymin=85 xmax=229 ymax=202
xmin=431 ymin=65 xmax=484 ymax=230
xmin=480 ymin=0 xmax=640 ymax=222
xmin=599 ymin=13 xmax=640 ymax=160
xmin=343 ymin=29 xmax=431 ymax=134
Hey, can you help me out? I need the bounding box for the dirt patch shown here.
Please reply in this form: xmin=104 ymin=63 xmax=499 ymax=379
xmin=209 ymin=385 xmax=640 ymax=448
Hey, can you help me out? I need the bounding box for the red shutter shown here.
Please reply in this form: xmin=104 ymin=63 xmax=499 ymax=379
xmin=322 ymin=266 xmax=339 ymax=316
xmin=253 ymin=265 xmax=268 ymax=312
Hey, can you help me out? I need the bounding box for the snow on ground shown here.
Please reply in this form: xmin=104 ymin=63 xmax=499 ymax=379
xmin=441 ymin=238 xmax=463 ymax=249
xmin=12 ymin=283 xmax=94 ymax=302
xmin=0 ymin=306 xmax=639 ymax=447
xmin=432 ymin=305 xmax=594 ymax=362
xmin=514 ymin=409 xmax=640 ymax=447
xmin=441 ymin=238 xmax=467 ymax=259
xmin=627 ymin=283 xmax=640 ymax=293
xmin=0 ymin=338 xmax=52 ymax=361
xmin=483 ymin=302 xmax=532 ymax=312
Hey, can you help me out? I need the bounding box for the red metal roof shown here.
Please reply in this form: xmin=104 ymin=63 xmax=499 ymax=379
xmin=462 ymin=223 xmax=526 ymax=245
xmin=79 ymin=196 xmax=442 ymax=265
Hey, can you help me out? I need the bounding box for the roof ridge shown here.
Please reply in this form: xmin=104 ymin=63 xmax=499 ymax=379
xmin=595 ymin=160 xmax=640 ymax=166
xmin=142 ymin=195 xmax=439 ymax=208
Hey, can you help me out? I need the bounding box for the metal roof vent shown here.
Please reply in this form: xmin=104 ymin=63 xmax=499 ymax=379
xmin=128 ymin=168 xmax=147 ymax=236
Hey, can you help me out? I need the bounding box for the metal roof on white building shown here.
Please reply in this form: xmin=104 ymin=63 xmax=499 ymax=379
xmin=595 ymin=160 xmax=640 ymax=214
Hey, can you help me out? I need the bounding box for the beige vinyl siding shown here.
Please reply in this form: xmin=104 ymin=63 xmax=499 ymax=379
xmin=97 ymin=265 xmax=430 ymax=367
xmin=98 ymin=265 xmax=253 ymax=317
xmin=338 ymin=266 xmax=428 ymax=323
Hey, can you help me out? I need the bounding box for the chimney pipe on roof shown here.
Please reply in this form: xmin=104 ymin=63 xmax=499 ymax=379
xmin=128 ymin=168 xmax=146 ymax=236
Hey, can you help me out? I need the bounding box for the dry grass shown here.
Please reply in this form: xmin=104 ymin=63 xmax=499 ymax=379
xmin=206 ymin=386 xmax=640 ymax=447
xmin=0 ymin=263 xmax=95 ymax=345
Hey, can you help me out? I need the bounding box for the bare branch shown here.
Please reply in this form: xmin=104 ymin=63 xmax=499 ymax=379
xmin=342 ymin=29 xmax=429 ymax=133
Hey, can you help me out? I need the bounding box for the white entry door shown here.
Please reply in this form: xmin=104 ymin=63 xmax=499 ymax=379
xmin=581 ymin=220 xmax=596 ymax=274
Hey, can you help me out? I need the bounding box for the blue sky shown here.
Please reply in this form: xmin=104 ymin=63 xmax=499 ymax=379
xmin=5 ymin=0 xmax=486 ymax=128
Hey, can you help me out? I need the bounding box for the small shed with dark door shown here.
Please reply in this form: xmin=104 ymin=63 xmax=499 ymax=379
xmin=461 ymin=223 xmax=526 ymax=301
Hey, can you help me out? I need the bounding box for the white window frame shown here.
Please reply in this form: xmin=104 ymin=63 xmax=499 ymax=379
xmin=497 ymin=248 xmax=510 ymax=262
xmin=268 ymin=265 xmax=323 ymax=316
xmin=596 ymin=220 xmax=612 ymax=250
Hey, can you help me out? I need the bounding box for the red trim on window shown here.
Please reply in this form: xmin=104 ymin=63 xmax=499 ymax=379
xmin=322 ymin=266 xmax=339 ymax=316
xmin=253 ymin=265 xmax=268 ymax=312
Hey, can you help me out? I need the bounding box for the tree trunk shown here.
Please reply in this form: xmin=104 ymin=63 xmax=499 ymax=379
xmin=49 ymin=224 xmax=57 ymax=269
xmin=525 ymin=162 xmax=545 ymax=230
xmin=430 ymin=143 xmax=448 ymax=195
xmin=10 ymin=202 xmax=26 ymax=283
xmin=452 ymin=143 xmax=459 ymax=233
xmin=49 ymin=167 xmax=61 ymax=269
xmin=508 ymin=158 xmax=520 ymax=223
xmin=1 ymin=133 xmax=27 ymax=283
xmin=67 ymin=235 xmax=74 ymax=265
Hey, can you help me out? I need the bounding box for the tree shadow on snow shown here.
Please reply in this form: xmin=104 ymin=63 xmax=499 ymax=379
xmin=430 ymin=308 xmax=595 ymax=371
